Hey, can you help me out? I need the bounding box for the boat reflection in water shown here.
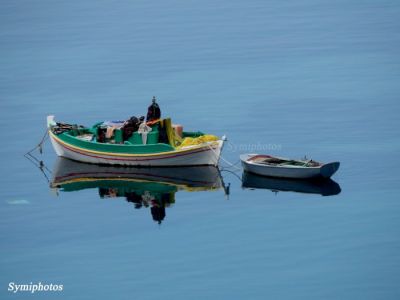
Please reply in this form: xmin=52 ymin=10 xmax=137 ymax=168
xmin=51 ymin=158 xmax=223 ymax=223
xmin=242 ymin=171 xmax=341 ymax=196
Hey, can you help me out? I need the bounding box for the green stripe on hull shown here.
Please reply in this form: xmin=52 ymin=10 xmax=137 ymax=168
xmin=58 ymin=132 xmax=175 ymax=154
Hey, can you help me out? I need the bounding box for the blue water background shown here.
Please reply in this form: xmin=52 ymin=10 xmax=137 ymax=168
xmin=1 ymin=1 xmax=400 ymax=299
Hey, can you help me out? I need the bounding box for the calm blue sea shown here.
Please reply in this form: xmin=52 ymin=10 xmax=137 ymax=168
xmin=1 ymin=1 xmax=399 ymax=299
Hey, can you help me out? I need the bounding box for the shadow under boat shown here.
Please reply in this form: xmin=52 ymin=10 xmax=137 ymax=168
xmin=51 ymin=157 xmax=224 ymax=223
xmin=241 ymin=171 xmax=341 ymax=196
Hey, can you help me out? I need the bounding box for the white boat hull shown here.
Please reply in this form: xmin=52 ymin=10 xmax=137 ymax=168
xmin=49 ymin=130 xmax=224 ymax=167
xmin=240 ymin=154 xmax=340 ymax=179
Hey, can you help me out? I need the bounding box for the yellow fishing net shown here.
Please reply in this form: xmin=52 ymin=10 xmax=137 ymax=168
xmin=178 ymin=135 xmax=219 ymax=148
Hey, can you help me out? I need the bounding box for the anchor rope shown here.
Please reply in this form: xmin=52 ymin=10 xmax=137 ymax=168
xmin=26 ymin=127 xmax=49 ymax=156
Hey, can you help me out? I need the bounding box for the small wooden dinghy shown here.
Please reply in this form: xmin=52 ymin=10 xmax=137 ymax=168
xmin=240 ymin=154 xmax=340 ymax=179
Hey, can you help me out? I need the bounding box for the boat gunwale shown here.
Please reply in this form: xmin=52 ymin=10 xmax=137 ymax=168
xmin=241 ymin=154 xmax=327 ymax=169
xmin=247 ymin=162 xmax=323 ymax=169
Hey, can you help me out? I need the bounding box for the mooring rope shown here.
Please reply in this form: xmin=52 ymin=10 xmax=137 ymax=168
xmin=26 ymin=127 xmax=49 ymax=156
xmin=25 ymin=153 xmax=52 ymax=183
xmin=220 ymin=168 xmax=243 ymax=182
xmin=24 ymin=126 xmax=53 ymax=184
xmin=206 ymin=143 xmax=242 ymax=171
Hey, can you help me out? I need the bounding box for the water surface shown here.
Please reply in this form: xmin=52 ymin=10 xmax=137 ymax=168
xmin=1 ymin=1 xmax=399 ymax=299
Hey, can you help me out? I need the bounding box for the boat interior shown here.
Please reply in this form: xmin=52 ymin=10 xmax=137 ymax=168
xmin=52 ymin=118 xmax=212 ymax=148
xmin=249 ymin=155 xmax=321 ymax=167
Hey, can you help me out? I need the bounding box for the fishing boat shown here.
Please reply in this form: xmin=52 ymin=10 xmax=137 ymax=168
xmin=47 ymin=115 xmax=225 ymax=167
xmin=51 ymin=157 xmax=224 ymax=223
xmin=242 ymin=171 xmax=341 ymax=196
xmin=240 ymin=154 xmax=340 ymax=179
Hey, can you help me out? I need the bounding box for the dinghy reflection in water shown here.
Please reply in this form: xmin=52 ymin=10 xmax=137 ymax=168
xmin=51 ymin=158 xmax=223 ymax=223
xmin=242 ymin=172 xmax=341 ymax=196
